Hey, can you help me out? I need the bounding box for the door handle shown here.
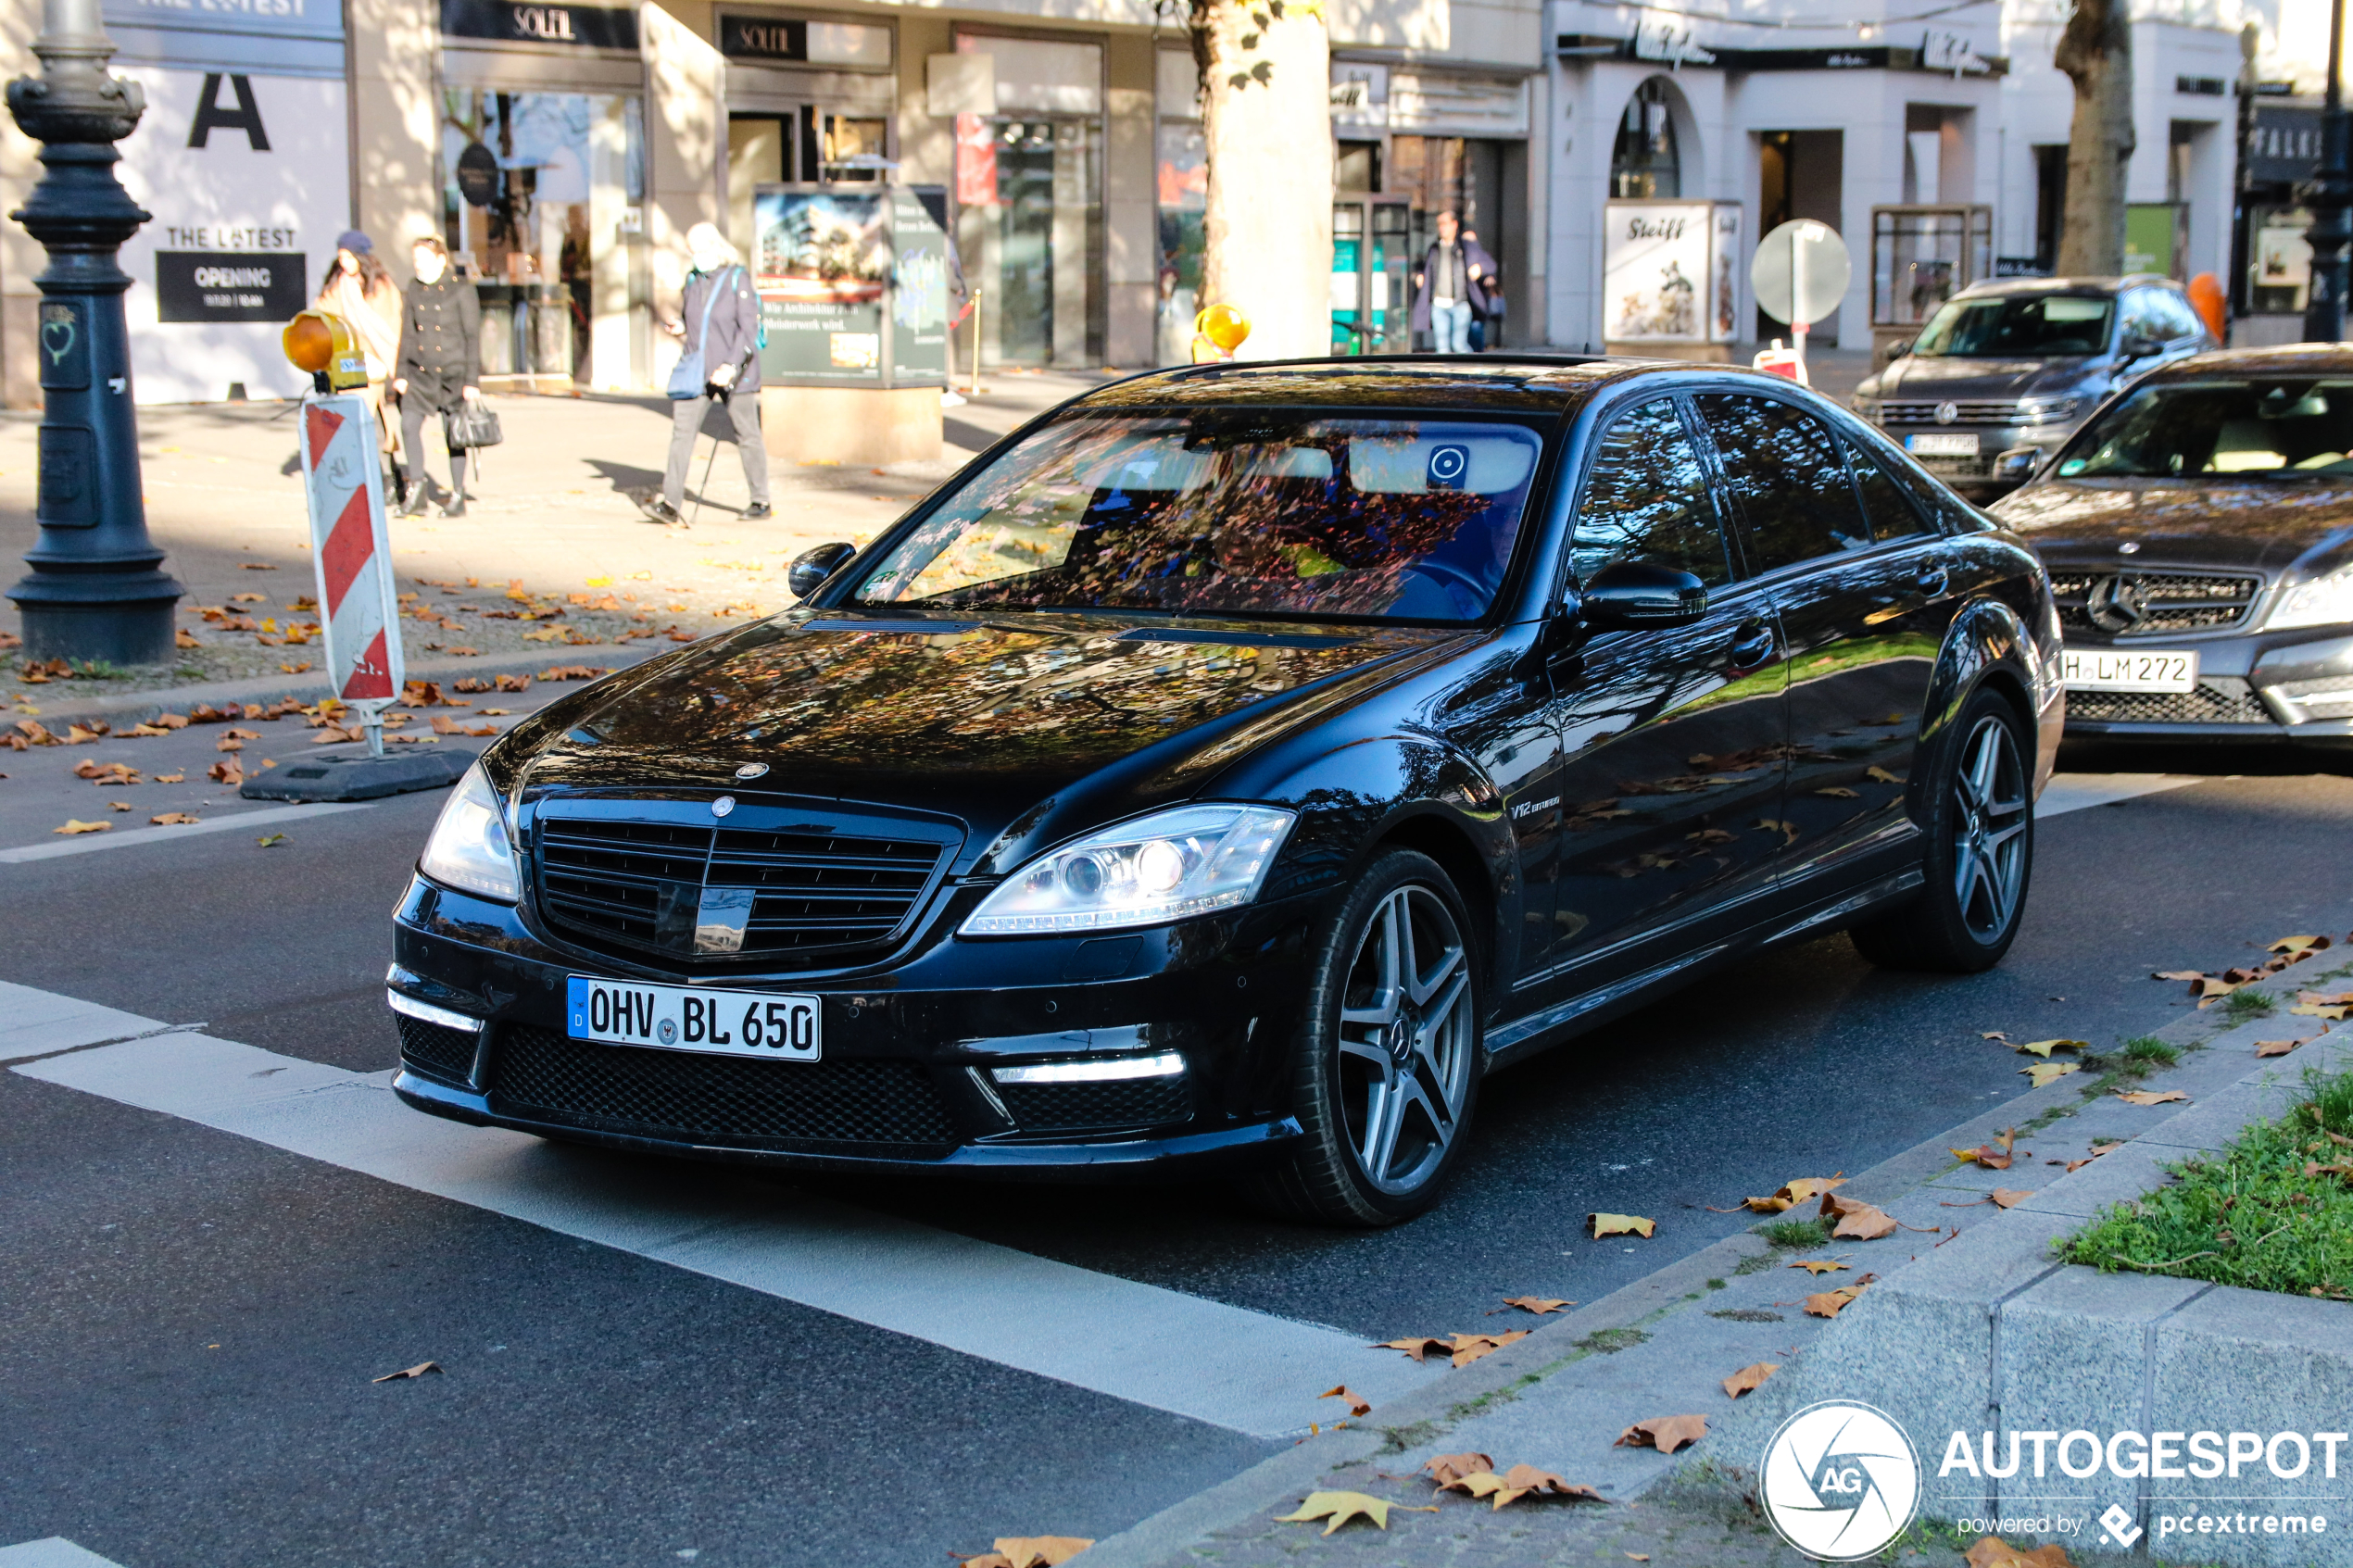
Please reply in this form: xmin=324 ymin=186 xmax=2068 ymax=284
xmin=1727 ymin=621 xmax=1776 ymax=667
xmin=1915 ymin=566 xmax=1950 ymax=597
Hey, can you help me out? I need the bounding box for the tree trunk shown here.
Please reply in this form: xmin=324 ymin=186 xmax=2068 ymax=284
xmin=1194 ymin=0 xmax=1332 ymax=359
xmin=2054 ymin=0 xmax=2133 ymax=276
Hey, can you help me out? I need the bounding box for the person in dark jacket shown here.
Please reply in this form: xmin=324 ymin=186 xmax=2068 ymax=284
xmin=391 ymin=235 xmax=484 ymax=518
xmin=642 ymin=222 xmax=770 ymax=530
xmin=1410 ymin=209 xmax=1499 ymax=355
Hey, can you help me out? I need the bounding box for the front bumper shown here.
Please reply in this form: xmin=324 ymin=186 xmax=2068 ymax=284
xmin=2060 ymin=627 xmax=2353 ymax=745
xmin=388 ymin=876 xmax=1321 ymax=1177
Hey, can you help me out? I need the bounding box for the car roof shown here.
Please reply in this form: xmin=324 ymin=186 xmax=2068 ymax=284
xmin=1950 ymin=274 xmax=2174 ymax=300
xmin=2132 ymin=342 xmax=2353 ymax=381
xmin=1069 ymin=355 xmax=1816 ymax=415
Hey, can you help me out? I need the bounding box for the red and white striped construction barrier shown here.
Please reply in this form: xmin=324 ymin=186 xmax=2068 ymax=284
xmin=297 ymin=392 xmax=403 ymax=753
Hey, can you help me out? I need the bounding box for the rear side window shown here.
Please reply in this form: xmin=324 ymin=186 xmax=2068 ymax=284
xmin=1693 ymin=393 xmax=1871 ymax=571
xmin=1845 ymin=441 xmax=1931 ymax=540
xmin=1572 ymin=398 xmax=1732 ymax=587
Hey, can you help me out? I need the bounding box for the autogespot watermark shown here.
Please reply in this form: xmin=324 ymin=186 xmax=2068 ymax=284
xmin=1759 ymin=1407 xmax=2347 ymax=1562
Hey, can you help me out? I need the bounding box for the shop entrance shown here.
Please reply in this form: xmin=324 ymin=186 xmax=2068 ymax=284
xmin=1331 ymin=197 xmax=1413 ymax=354
xmin=955 ymin=116 xmax=1103 ymax=368
xmin=1389 ymin=135 xmax=1511 ymax=349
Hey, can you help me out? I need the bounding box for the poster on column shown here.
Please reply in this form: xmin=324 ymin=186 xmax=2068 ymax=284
xmin=112 ymin=64 xmax=351 ymax=404
xmin=751 ymin=186 xmax=887 ymax=383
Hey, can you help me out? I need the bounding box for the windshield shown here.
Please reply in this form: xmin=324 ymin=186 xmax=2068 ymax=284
xmin=2055 ymin=379 xmax=2353 ymax=479
xmin=851 ymin=410 xmax=1548 ymax=622
xmin=1912 ymin=294 xmax=2113 ymax=358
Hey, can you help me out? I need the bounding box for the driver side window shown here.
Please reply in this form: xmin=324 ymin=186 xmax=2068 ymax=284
xmin=1572 ymin=399 xmax=1732 ymax=588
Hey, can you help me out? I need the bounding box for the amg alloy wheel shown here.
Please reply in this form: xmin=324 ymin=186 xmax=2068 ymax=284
xmin=1251 ymin=849 xmax=1483 ymax=1225
xmin=1850 ymin=686 xmax=2034 ymax=972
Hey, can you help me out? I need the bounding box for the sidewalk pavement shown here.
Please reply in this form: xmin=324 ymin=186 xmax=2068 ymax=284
xmin=1073 ymin=973 xmax=2330 ymax=1568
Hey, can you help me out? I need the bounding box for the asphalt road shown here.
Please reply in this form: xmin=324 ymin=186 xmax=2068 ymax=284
xmin=4 ymin=740 xmax=2349 ymax=1568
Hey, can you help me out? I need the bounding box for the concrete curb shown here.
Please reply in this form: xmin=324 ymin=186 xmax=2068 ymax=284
xmin=1713 ymin=1011 xmax=2353 ymax=1565
xmin=9 ymin=644 xmax=665 ymax=730
xmin=1076 ymin=981 xmax=2332 ymax=1568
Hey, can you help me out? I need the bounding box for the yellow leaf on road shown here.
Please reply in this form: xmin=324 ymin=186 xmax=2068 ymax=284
xmin=1988 ymin=1188 xmax=2032 ymax=1209
xmin=965 ymin=1537 xmax=1095 ymax=1568
xmin=2015 ymin=1038 xmax=2086 ymax=1058
xmin=1720 ymin=1176 xmax=1846 ymax=1214
xmin=1805 ymin=1281 xmax=1872 ymax=1318
xmin=1589 ymin=1212 xmax=1655 ymax=1239
xmin=1820 ymin=1194 xmax=1899 ymax=1239
xmin=1421 ymin=1453 xmax=1493 ymax=1486
xmin=150 ymin=813 xmax=199 ymax=825
xmin=1277 ymin=1492 xmax=1431 ymax=1535
xmin=2117 ymin=1089 xmax=2189 ymax=1106
xmin=52 ymin=819 xmax=108 ymax=834
xmin=1500 ymin=1297 xmax=1573 ymax=1315
xmin=1319 ymin=1385 xmax=1371 ymax=1416
xmin=1721 ymin=1362 xmax=1780 ymax=1399
xmin=2021 ymin=1062 xmax=2080 ymax=1087
xmin=2257 ymin=1032 xmax=2325 ymax=1057
xmin=1789 ymin=1259 xmax=1848 ymax=1274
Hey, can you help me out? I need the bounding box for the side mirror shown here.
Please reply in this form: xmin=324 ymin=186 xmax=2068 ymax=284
xmin=788 ymin=541 xmax=857 ymax=599
xmin=2119 ymin=334 xmax=2162 ymax=362
xmin=1580 ymin=560 xmax=1709 ymax=629
xmin=1993 ymin=445 xmax=2044 ymax=485
xmin=1885 ymin=337 xmax=1914 ymax=360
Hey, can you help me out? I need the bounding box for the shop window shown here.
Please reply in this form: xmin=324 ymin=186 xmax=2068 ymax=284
xmin=824 ymin=115 xmax=889 ymax=181
xmin=1610 ymin=80 xmax=1679 ymax=199
xmin=1336 ymin=141 xmax=1380 ymax=193
xmin=442 ymin=89 xmax=645 ymax=388
xmin=1156 ymin=115 xmax=1205 ymax=366
xmin=954 ymin=34 xmax=1105 ymax=368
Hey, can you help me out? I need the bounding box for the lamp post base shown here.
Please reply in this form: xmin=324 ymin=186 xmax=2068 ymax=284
xmin=10 ymin=574 xmax=182 ymax=666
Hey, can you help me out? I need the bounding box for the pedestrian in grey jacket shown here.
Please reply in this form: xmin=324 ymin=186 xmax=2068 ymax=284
xmin=642 ymin=222 xmax=770 ymax=530
xmin=392 ymin=235 xmax=484 ymax=518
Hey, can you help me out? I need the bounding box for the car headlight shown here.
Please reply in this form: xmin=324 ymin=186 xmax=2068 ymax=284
xmin=419 ymin=761 xmax=519 ymax=902
xmin=961 ymin=805 xmax=1295 ymax=935
xmin=2270 ymin=563 xmax=2353 ymax=631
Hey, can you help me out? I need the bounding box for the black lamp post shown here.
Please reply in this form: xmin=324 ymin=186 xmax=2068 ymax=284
xmin=2302 ymin=0 xmax=2352 ymax=342
xmin=5 ymin=0 xmax=180 ymax=665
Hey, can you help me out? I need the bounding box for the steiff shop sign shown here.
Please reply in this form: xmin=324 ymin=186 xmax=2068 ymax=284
xmin=440 ymin=0 xmax=639 ymax=49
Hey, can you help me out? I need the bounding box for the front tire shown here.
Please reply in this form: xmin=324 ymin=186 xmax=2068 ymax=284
xmin=1248 ymin=849 xmax=1484 ymax=1227
xmin=1849 ymin=686 xmax=2034 ymax=972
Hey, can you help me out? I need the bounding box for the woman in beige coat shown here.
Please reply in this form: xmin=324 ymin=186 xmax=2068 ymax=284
xmin=317 ymin=229 xmax=407 ymax=501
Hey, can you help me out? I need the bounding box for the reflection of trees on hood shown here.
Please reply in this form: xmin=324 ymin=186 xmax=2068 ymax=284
xmin=585 ymin=622 xmax=1412 ymax=772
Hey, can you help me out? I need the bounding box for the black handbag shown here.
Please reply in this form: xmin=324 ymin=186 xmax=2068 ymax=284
xmin=443 ymin=404 xmax=503 ymax=450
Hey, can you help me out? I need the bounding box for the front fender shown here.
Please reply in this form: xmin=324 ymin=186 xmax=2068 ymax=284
xmin=1920 ymin=594 xmax=2054 ymax=811
xmin=1251 ymin=734 xmax=1520 ymax=994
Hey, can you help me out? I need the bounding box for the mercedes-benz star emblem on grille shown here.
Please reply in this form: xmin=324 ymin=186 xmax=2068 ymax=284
xmin=734 ymin=763 xmax=769 ymax=780
xmin=1933 ymin=401 xmax=1959 ymax=425
xmin=711 ymin=795 xmax=736 ymax=818
xmin=2087 ymin=574 xmax=2147 ymax=633
xmin=2118 ymin=541 xmax=2142 ymax=554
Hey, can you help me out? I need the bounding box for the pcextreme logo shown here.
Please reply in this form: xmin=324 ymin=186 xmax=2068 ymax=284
xmin=1759 ymin=1400 xmax=1923 ymax=1562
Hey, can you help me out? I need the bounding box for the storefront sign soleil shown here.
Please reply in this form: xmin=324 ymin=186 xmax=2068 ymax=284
xmin=438 ymin=0 xmax=638 ymax=50
xmin=1555 ymin=28 xmax=2005 ymax=74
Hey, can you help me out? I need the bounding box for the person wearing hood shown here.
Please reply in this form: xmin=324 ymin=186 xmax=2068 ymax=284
xmin=641 ymin=222 xmax=769 ymax=530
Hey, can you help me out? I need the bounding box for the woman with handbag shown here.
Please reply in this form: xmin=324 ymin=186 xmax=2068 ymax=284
xmin=638 ymin=222 xmax=769 ymax=530
xmin=317 ymin=231 xmax=405 ymax=501
xmin=392 ymin=235 xmax=484 ymax=519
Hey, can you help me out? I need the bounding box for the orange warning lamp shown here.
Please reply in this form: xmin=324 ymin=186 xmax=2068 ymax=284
xmin=2187 ymin=272 xmax=2227 ymax=344
xmin=1197 ymin=303 xmax=1251 ymax=351
xmin=283 ymin=309 xmax=370 ymax=391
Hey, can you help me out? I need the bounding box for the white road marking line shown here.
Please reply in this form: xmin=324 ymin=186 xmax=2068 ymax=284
xmin=2038 ymin=772 xmax=2203 ymax=819
xmin=16 ymin=1028 xmax=1441 ymax=1438
xmin=0 ymin=801 xmax=376 ymax=863
xmin=0 ymin=981 xmax=167 ymax=1063
xmin=0 ymin=1541 xmax=129 ymax=1568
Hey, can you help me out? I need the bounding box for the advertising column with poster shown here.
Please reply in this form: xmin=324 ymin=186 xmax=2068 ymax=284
xmin=1602 ymin=200 xmax=1742 ymax=357
xmin=102 ymin=0 xmax=350 ymax=404
xmin=751 ymin=184 xmax=945 ymax=386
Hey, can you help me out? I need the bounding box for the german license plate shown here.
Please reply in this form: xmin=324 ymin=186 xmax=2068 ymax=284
xmin=2061 ymin=647 xmax=2198 ymax=693
xmin=1906 ymin=433 xmax=1980 ymax=457
xmin=565 ymin=976 xmax=821 ymax=1061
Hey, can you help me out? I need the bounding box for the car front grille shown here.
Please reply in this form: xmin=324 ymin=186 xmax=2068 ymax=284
xmin=1878 ymin=398 xmax=2073 ymax=426
xmin=490 ymin=1026 xmax=962 ymax=1152
xmin=396 ymin=1013 xmax=478 ymax=1083
xmin=534 ymin=812 xmax=950 ymax=965
xmin=2048 ymin=571 xmax=2262 ymax=635
xmin=997 ymin=1075 xmax=1191 ymax=1135
xmin=2065 ymin=677 xmax=2275 ymax=725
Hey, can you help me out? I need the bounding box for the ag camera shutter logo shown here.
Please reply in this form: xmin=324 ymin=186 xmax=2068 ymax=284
xmin=1760 ymin=1400 xmax=1921 ymax=1561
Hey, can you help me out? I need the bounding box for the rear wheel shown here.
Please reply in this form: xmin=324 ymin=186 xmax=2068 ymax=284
xmin=1247 ymin=849 xmax=1483 ymax=1227
xmin=1850 ymin=686 xmax=2033 ymax=972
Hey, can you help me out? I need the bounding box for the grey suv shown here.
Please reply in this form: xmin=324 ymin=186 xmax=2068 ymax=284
xmin=1852 ymin=275 xmax=2215 ymax=501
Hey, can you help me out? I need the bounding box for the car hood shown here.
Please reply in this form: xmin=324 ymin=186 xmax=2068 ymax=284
xmin=505 ymin=608 xmax=1466 ymax=871
xmin=1865 ymin=356 xmax=2099 ymax=402
xmin=1990 ymin=477 xmax=2353 ymax=575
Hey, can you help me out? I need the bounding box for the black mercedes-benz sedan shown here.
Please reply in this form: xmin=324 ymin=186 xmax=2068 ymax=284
xmin=1993 ymin=344 xmax=2353 ymax=745
xmin=388 ymin=356 xmax=2062 ymax=1225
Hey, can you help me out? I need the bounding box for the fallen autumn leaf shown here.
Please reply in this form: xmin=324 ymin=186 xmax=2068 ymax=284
xmin=150 ymin=813 xmax=198 ymax=825
xmin=371 ymin=1361 xmax=439 ymax=1383
xmin=1589 ymin=1212 xmax=1656 ymax=1239
xmin=2020 ymin=1062 xmax=2080 ymax=1088
xmin=1319 ymin=1385 xmax=1371 ymax=1417
xmin=2117 ymin=1089 xmax=2190 ymax=1106
xmin=1616 ymin=1414 xmax=1707 ymax=1454
xmin=1500 ymin=1297 xmax=1573 ymax=1314
xmin=1422 ymin=1453 xmax=1493 ymax=1486
xmin=1276 ymin=1492 xmax=1432 ymax=1535
xmin=52 ymin=819 xmax=108 ymax=834
xmin=1721 ymin=1362 xmax=1780 ymax=1399
xmin=1964 ymin=1537 xmax=2076 ymax=1568
xmin=1820 ymin=1193 xmax=1900 ymax=1239
xmin=962 ymin=1537 xmax=1094 ymax=1568
xmin=1790 ymin=1259 xmax=1849 ymax=1274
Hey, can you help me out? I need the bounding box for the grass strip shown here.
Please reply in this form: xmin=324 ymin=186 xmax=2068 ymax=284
xmin=2067 ymin=1064 xmax=2353 ymax=1299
